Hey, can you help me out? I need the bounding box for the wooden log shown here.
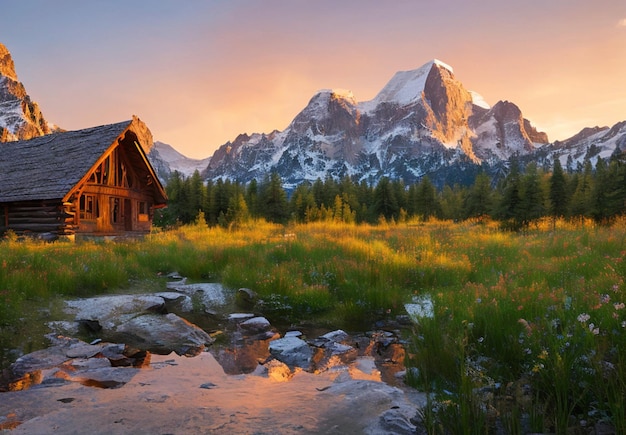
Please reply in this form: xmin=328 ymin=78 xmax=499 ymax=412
xmin=8 ymin=217 xmax=64 ymax=224
xmin=7 ymin=223 xmax=66 ymax=231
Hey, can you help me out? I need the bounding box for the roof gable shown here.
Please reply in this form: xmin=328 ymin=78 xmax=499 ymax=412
xmin=0 ymin=117 xmax=164 ymax=203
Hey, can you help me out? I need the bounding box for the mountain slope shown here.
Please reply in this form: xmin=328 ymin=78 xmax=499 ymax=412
xmin=148 ymin=141 xmax=211 ymax=182
xmin=203 ymin=60 xmax=550 ymax=187
xmin=0 ymin=43 xmax=55 ymax=142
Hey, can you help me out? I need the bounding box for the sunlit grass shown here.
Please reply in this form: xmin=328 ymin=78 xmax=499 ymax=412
xmin=0 ymin=217 xmax=625 ymax=431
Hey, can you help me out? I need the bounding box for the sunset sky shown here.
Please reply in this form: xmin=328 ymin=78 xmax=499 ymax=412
xmin=3 ymin=0 xmax=626 ymax=158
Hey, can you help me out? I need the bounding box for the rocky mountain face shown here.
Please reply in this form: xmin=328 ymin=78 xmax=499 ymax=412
xmin=148 ymin=141 xmax=212 ymax=183
xmin=201 ymin=60 xmax=558 ymax=187
xmin=0 ymin=43 xmax=55 ymax=142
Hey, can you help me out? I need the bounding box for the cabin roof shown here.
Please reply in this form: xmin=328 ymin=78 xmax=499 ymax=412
xmin=0 ymin=117 xmax=166 ymax=203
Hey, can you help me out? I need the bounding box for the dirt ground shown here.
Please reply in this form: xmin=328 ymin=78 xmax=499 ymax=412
xmin=0 ymin=352 xmax=425 ymax=434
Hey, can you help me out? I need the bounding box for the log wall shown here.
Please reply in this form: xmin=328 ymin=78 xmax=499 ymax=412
xmin=0 ymin=200 xmax=76 ymax=237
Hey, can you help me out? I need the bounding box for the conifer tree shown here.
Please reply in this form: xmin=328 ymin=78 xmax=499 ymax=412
xmin=464 ymin=172 xmax=492 ymax=219
xmin=260 ymin=172 xmax=289 ymax=224
xmin=549 ymin=158 xmax=568 ymax=221
xmin=371 ymin=177 xmax=399 ymax=221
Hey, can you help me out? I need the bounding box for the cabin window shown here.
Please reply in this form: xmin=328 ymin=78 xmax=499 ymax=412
xmin=138 ymin=201 xmax=149 ymax=222
xmin=79 ymin=195 xmax=99 ymax=220
xmin=111 ymin=197 xmax=120 ymax=223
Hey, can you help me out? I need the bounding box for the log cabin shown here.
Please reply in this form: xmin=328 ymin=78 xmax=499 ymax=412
xmin=0 ymin=116 xmax=167 ymax=239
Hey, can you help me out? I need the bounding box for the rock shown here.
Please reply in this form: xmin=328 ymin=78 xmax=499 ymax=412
xmin=165 ymin=282 xmax=227 ymax=308
xmin=321 ymin=329 xmax=349 ymax=343
xmin=154 ymin=291 xmax=193 ymax=312
xmin=265 ymin=359 xmax=294 ymax=382
xmin=10 ymin=337 xmax=84 ymax=379
xmin=319 ymin=379 xmax=420 ymax=435
xmin=110 ymin=313 xmax=214 ymax=357
xmin=228 ymin=313 xmax=255 ymax=322
xmin=284 ymin=330 xmax=302 ymax=338
xmin=235 ymin=288 xmax=258 ymax=308
xmin=55 ymin=366 xmax=140 ymax=389
xmin=65 ymin=295 xmax=166 ymax=330
xmin=269 ymin=336 xmax=312 ymax=369
xmin=240 ymin=316 xmax=271 ymax=333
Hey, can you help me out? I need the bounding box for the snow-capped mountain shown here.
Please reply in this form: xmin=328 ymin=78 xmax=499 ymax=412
xmin=0 ymin=43 xmax=56 ymax=142
xmin=148 ymin=141 xmax=211 ymax=183
xmin=537 ymin=122 xmax=626 ymax=169
xmin=202 ymin=60 xmax=555 ymax=187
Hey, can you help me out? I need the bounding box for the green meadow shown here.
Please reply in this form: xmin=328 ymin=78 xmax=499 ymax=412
xmin=1 ymin=218 xmax=625 ymax=433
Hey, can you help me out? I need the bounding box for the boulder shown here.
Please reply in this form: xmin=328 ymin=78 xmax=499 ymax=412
xmin=165 ymin=282 xmax=227 ymax=308
xmin=5 ymin=337 xmax=147 ymax=392
xmin=268 ymin=336 xmax=312 ymax=369
xmin=235 ymin=287 xmax=258 ymax=308
xmin=240 ymin=316 xmax=271 ymax=333
xmin=110 ymin=313 xmax=214 ymax=357
xmin=65 ymin=295 xmax=166 ymax=330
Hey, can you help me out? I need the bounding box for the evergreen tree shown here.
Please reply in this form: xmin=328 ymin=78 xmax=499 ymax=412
xmin=290 ymin=182 xmax=316 ymax=222
xmin=414 ymin=176 xmax=440 ymax=220
xmin=569 ymin=159 xmax=594 ymax=222
xmin=519 ymin=162 xmax=545 ymax=228
xmin=224 ymin=185 xmax=250 ymax=229
xmin=464 ymin=172 xmax=492 ymax=219
xmin=246 ymin=179 xmax=260 ymax=219
xmin=440 ymin=184 xmax=465 ymax=221
xmin=371 ymin=177 xmax=399 ymax=221
xmin=549 ymin=158 xmax=568 ymax=221
xmin=590 ymin=158 xmax=609 ymax=223
xmin=496 ymin=157 xmax=523 ymax=230
xmin=260 ymin=172 xmax=289 ymax=224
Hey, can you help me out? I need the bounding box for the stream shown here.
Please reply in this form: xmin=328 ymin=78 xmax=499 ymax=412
xmin=0 ymin=279 xmax=426 ymax=434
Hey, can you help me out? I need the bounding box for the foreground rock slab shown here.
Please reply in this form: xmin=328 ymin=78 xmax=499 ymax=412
xmin=110 ymin=313 xmax=214 ymax=357
xmin=0 ymin=352 xmax=425 ymax=434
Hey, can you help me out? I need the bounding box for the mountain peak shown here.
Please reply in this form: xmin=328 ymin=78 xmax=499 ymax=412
xmin=0 ymin=42 xmax=56 ymax=141
xmin=361 ymin=59 xmax=455 ymax=111
xmin=0 ymin=43 xmax=18 ymax=81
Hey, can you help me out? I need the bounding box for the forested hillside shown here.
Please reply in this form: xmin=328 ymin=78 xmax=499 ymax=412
xmin=156 ymin=153 xmax=626 ymax=231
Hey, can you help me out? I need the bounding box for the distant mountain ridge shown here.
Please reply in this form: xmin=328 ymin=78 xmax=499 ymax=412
xmin=0 ymin=42 xmax=623 ymax=187
xmin=152 ymin=59 xmax=623 ymax=187
xmin=0 ymin=43 xmax=57 ymax=141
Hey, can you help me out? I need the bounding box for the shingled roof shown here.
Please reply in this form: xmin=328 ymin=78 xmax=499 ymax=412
xmin=0 ymin=117 xmax=163 ymax=203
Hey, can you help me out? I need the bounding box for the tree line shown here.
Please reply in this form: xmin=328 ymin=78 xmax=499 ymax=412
xmin=154 ymin=153 xmax=626 ymax=230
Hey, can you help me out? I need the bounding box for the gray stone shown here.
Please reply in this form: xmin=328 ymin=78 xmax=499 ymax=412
xmin=236 ymin=287 xmax=258 ymax=308
xmin=65 ymin=294 xmax=166 ymax=329
xmin=321 ymin=329 xmax=349 ymax=343
xmin=240 ymin=316 xmax=271 ymax=333
xmin=165 ymin=282 xmax=227 ymax=307
xmin=111 ymin=313 xmax=214 ymax=357
xmin=228 ymin=313 xmax=255 ymax=322
xmin=269 ymin=336 xmax=312 ymax=369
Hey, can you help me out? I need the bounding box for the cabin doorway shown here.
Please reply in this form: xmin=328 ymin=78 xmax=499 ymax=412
xmin=124 ymin=198 xmax=132 ymax=231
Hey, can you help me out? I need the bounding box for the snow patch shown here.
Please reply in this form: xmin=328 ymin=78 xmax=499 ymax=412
xmin=470 ymin=91 xmax=490 ymax=109
xmin=360 ymin=60 xmax=454 ymax=113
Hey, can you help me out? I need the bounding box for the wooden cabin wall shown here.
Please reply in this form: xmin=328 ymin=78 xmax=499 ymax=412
xmin=0 ymin=200 xmax=75 ymax=236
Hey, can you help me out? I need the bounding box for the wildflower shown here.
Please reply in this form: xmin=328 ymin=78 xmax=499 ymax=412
xmin=518 ymin=318 xmax=532 ymax=336
xmin=577 ymin=313 xmax=590 ymax=323
xmin=476 ymin=298 xmax=482 ymax=304
xmin=600 ymin=294 xmax=610 ymax=304
xmin=621 ymin=321 xmax=626 ymax=328
xmin=589 ymin=323 xmax=600 ymax=335
xmin=614 ymin=302 xmax=625 ymax=310
xmin=477 ymin=337 xmax=484 ymax=343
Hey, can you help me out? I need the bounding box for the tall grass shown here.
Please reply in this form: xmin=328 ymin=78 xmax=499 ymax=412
xmin=0 ymin=218 xmax=625 ymax=431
